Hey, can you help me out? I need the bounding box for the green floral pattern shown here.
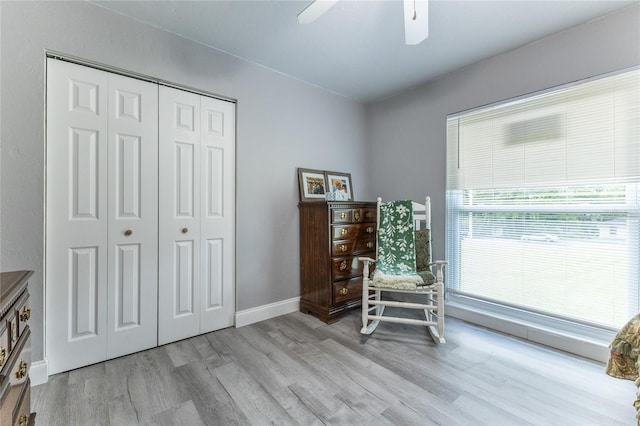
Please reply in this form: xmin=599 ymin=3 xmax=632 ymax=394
xmin=376 ymin=200 xmax=417 ymax=276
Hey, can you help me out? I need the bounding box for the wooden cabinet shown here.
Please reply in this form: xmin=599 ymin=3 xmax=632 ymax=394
xmin=299 ymin=201 xmax=376 ymax=323
xmin=0 ymin=270 xmax=35 ymax=426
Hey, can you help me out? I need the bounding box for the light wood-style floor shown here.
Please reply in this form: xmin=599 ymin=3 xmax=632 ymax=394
xmin=32 ymin=309 xmax=635 ymax=425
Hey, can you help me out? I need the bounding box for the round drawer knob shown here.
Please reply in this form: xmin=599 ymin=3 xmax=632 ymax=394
xmin=340 ymin=228 xmax=348 ymax=236
xmin=340 ymin=244 xmax=348 ymax=252
xmin=339 ymin=288 xmax=348 ymax=296
xmin=124 ymin=229 xmax=133 ymax=236
xmin=340 ymin=212 xmax=347 ymax=219
xmin=339 ymin=260 xmax=348 ymax=271
xmin=366 ymin=241 xmax=374 ymax=249
xmin=181 ymin=227 xmax=189 ymax=234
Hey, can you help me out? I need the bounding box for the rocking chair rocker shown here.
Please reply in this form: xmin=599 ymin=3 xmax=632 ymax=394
xmin=360 ymin=197 xmax=447 ymax=343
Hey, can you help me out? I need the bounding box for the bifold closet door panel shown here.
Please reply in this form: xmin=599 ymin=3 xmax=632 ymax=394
xmin=46 ymin=59 xmax=109 ymax=374
xmin=46 ymin=59 xmax=159 ymax=373
xmin=158 ymin=86 xmax=202 ymax=345
xmin=199 ymin=96 xmax=235 ymax=333
xmin=106 ymin=73 xmax=159 ymax=359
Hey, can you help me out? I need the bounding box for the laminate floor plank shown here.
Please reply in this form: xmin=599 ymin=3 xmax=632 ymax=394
xmin=213 ymin=361 xmax=297 ymax=425
xmin=32 ymin=311 xmax=636 ymax=425
xmin=175 ymin=360 xmax=251 ymax=425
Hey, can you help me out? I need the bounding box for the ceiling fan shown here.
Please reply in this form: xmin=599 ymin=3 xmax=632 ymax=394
xmin=297 ymin=0 xmax=429 ymax=45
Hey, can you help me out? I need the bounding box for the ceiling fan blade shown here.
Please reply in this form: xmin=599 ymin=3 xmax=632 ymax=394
xmin=298 ymin=0 xmax=339 ymax=24
xmin=404 ymin=0 xmax=429 ymax=45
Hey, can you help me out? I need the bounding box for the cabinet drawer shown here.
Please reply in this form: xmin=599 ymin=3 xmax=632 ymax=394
xmin=7 ymin=330 xmax=30 ymax=388
xmin=332 ymin=239 xmax=376 ymax=257
xmin=331 ymin=208 xmax=376 ymax=224
xmin=13 ymin=295 xmax=30 ymax=342
xmin=0 ymin=320 xmax=8 ymax=370
xmin=332 ymin=224 xmax=376 ymax=241
xmin=0 ymin=329 xmax=30 ymax=425
xmin=333 ymin=278 xmax=362 ymax=304
xmin=13 ymin=378 xmax=30 ymax=426
xmin=332 ymin=257 xmax=363 ymax=280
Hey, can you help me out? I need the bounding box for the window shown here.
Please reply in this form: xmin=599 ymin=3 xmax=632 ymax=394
xmin=446 ymin=68 xmax=639 ymax=331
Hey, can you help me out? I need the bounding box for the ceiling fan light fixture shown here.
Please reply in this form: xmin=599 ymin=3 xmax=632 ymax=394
xmin=404 ymin=0 xmax=429 ymax=45
xmin=298 ymin=0 xmax=339 ymax=24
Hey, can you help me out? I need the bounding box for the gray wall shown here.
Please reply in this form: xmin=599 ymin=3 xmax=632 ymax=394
xmin=366 ymin=4 xmax=640 ymax=263
xmin=0 ymin=1 xmax=369 ymax=363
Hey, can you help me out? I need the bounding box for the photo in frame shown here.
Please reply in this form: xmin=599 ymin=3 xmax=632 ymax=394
xmin=298 ymin=168 xmax=327 ymax=201
xmin=324 ymin=171 xmax=353 ymax=201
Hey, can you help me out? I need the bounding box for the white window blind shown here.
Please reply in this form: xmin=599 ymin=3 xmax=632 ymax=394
xmin=446 ymin=68 xmax=639 ymax=330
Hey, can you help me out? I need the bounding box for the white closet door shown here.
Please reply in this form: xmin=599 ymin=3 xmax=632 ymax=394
xmin=46 ymin=59 xmax=159 ymax=373
xmin=158 ymin=86 xmax=202 ymax=344
xmin=46 ymin=59 xmax=109 ymax=374
xmin=200 ymin=96 xmax=235 ymax=332
xmin=106 ymin=73 xmax=158 ymax=358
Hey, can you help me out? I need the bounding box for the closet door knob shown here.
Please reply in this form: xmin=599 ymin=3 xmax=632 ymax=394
xmin=181 ymin=227 xmax=189 ymax=234
xmin=124 ymin=229 xmax=133 ymax=236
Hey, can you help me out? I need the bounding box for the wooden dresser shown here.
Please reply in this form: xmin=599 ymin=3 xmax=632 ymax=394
xmin=299 ymin=201 xmax=376 ymax=323
xmin=0 ymin=270 xmax=35 ymax=426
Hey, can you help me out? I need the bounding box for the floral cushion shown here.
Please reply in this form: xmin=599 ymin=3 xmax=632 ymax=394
xmin=606 ymin=313 xmax=640 ymax=422
xmin=607 ymin=313 xmax=640 ymax=380
xmin=415 ymin=229 xmax=435 ymax=286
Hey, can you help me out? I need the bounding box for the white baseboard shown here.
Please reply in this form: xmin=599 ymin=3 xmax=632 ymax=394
xmin=30 ymin=359 xmax=49 ymax=386
xmin=235 ymin=297 xmax=300 ymax=328
xmin=446 ymin=302 xmax=610 ymax=363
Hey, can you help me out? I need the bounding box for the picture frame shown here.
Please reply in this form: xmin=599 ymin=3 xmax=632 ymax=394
xmin=324 ymin=171 xmax=353 ymax=201
xmin=298 ymin=168 xmax=328 ymax=201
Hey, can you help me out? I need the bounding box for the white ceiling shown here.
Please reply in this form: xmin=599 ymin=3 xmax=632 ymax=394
xmin=91 ymin=0 xmax=638 ymax=103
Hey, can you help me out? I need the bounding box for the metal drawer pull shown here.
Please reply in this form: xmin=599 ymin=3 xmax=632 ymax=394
xmin=181 ymin=227 xmax=189 ymax=234
xmin=340 ymin=212 xmax=347 ymax=219
xmin=339 ymin=260 xmax=347 ymax=271
xmin=339 ymin=244 xmax=348 ymax=252
xmin=19 ymin=415 xmax=28 ymax=426
xmin=12 ymin=324 xmax=17 ymax=342
xmin=0 ymin=348 xmax=5 ymax=366
xmin=366 ymin=212 xmax=374 ymax=219
xmin=124 ymin=229 xmax=133 ymax=236
xmin=20 ymin=306 xmax=31 ymax=322
xmin=339 ymin=288 xmax=348 ymax=296
xmin=354 ymin=211 xmax=361 ymax=221
xmin=16 ymin=360 xmax=28 ymax=379
xmin=366 ymin=227 xmax=374 ymax=233
xmin=366 ymin=241 xmax=374 ymax=249
xmin=340 ymin=228 xmax=348 ymax=236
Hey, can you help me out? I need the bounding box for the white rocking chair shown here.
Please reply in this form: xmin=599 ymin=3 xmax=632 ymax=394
xmin=360 ymin=197 xmax=447 ymax=343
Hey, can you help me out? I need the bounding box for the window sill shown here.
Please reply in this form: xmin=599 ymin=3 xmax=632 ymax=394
xmin=445 ymin=295 xmax=616 ymax=363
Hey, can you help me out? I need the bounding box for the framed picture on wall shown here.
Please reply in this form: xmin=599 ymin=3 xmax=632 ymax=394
xmin=324 ymin=171 xmax=353 ymax=201
xmin=298 ymin=168 xmax=327 ymax=201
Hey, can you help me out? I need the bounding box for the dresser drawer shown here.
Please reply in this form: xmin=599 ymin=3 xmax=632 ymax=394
xmin=6 ymin=328 xmax=30 ymax=388
xmin=0 ymin=329 xmax=30 ymax=426
xmin=0 ymin=320 xmax=8 ymax=370
xmin=333 ymin=278 xmax=362 ymax=304
xmin=332 ymin=257 xmax=361 ymax=280
xmin=332 ymin=224 xmax=376 ymax=241
xmin=14 ymin=378 xmax=31 ymax=426
xmin=13 ymin=294 xmax=30 ymax=343
xmin=331 ymin=208 xmax=376 ymax=224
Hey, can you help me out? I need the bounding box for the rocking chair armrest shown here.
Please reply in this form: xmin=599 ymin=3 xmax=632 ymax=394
xmin=359 ymin=257 xmax=376 ymax=279
xmin=429 ymin=260 xmax=447 ymax=284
